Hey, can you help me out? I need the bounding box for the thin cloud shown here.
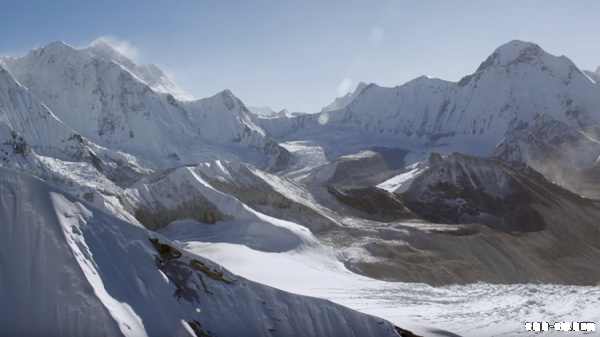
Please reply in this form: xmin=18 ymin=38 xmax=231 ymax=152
xmin=337 ymin=78 xmax=353 ymax=96
xmin=368 ymin=26 xmax=385 ymax=46
xmin=91 ymin=36 xmax=140 ymax=62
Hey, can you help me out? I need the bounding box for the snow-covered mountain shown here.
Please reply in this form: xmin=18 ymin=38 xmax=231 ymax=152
xmin=321 ymin=82 xmax=368 ymax=112
xmin=247 ymin=105 xmax=275 ymax=116
xmin=402 ymin=152 xmax=550 ymax=232
xmin=0 ymin=61 xmax=86 ymax=165
xmin=0 ymin=166 xmax=404 ymax=337
xmin=0 ymin=60 xmax=148 ymax=187
xmin=248 ymin=107 xmax=309 ymax=119
xmin=4 ymin=37 xmax=600 ymax=336
xmin=1 ymin=41 xmax=290 ymax=171
xmin=261 ymin=41 xmax=600 ymax=165
xmin=268 ymin=109 xmax=293 ymax=118
xmin=491 ymin=115 xmax=600 ymax=171
xmin=87 ymin=39 xmax=195 ymax=101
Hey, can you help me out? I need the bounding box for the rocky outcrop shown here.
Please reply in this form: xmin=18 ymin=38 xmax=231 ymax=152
xmin=327 ymin=185 xmax=416 ymax=222
xmin=402 ymin=153 xmax=552 ymax=232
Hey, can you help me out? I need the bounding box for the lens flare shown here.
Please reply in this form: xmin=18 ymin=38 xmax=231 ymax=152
xmin=318 ymin=112 xmax=329 ymax=125
xmin=195 ymin=308 xmax=201 ymax=313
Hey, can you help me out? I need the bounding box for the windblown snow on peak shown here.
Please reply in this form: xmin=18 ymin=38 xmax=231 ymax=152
xmin=2 ymin=41 xmax=290 ymax=171
xmin=87 ymin=39 xmax=195 ymax=101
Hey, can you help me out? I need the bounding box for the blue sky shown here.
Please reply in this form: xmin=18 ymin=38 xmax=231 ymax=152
xmin=1 ymin=0 xmax=599 ymax=112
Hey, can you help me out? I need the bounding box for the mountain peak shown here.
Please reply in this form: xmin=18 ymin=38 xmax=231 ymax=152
xmin=36 ymin=41 xmax=77 ymax=56
xmin=321 ymin=82 xmax=373 ymax=112
xmin=355 ymin=82 xmax=368 ymax=94
xmin=219 ymin=89 xmax=234 ymax=97
xmin=484 ymin=40 xmax=544 ymax=69
xmin=87 ymin=39 xmax=114 ymax=51
xmin=86 ymin=39 xmax=134 ymax=67
xmin=145 ymin=62 xmax=163 ymax=73
xmin=497 ymin=40 xmax=539 ymax=52
xmin=596 ymin=66 xmax=600 ymax=75
xmin=270 ymin=109 xmax=292 ymax=118
xmin=45 ymin=41 xmax=73 ymax=49
xmin=247 ymin=106 xmax=275 ymax=116
xmin=471 ymin=40 xmax=547 ymax=74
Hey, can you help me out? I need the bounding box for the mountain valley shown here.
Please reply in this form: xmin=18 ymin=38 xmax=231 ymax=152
xmin=2 ymin=39 xmax=600 ymax=337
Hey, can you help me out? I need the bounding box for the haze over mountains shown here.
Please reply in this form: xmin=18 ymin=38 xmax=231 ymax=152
xmin=1 ymin=39 xmax=600 ymax=336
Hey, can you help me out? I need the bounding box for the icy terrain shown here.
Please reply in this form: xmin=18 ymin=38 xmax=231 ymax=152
xmin=1 ymin=41 xmax=289 ymax=171
xmin=260 ymin=41 xmax=600 ymax=179
xmin=0 ymin=167 xmax=402 ymax=337
xmin=161 ymin=218 xmax=600 ymax=337
xmin=2 ymin=38 xmax=600 ymax=337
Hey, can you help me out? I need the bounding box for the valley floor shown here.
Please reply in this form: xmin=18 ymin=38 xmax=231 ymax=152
xmin=160 ymin=220 xmax=600 ymax=337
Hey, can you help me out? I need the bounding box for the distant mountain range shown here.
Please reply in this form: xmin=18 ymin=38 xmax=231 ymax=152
xmin=2 ymin=38 xmax=600 ymax=337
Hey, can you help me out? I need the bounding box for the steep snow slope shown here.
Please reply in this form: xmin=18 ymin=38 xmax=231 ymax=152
xmin=0 ymin=61 xmax=147 ymax=183
xmin=321 ymin=82 xmax=368 ymax=112
xmin=377 ymin=161 xmax=428 ymax=194
xmin=0 ymin=62 xmax=85 ymax=165
xmin=2 ymin=42 xmax=290 ymax=171
xmin=0 ymin=166 xmax=402 ymax=337
xmin=261 ymin=41 xmax=600 ymax=170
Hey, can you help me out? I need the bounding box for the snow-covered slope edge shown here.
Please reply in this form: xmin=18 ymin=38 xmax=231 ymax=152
xmin=0 ymin=166 xmax=403 ymax=337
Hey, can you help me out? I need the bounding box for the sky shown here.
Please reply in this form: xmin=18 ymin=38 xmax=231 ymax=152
xmin=1 ymin=0 xmax=599 ymax=112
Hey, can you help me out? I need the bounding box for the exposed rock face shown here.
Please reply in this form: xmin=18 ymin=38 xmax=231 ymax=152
xmin=334 ymin=149 xmax=600 ymax=285
xmin=402 ymin=153 xmax=550 ymax=232
xmin=327 ymin=185 xmax=416 ymax=222
xmin=135 ymin=198 xmax=231 ymax=231
xmin=490 ymin=115 xmax=600 ymax=198
xmin=195 ymin=161 xmax=340 ymax=234
xmin=127 ymin=167 xmax=233 ymax=231
xmin=492 ymin=115 xmax=600 ymax=170
xmin=150 ymin=238 xmax=235 ymax=304
xmin=306 ymin=149 xmax=408 ymax=187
